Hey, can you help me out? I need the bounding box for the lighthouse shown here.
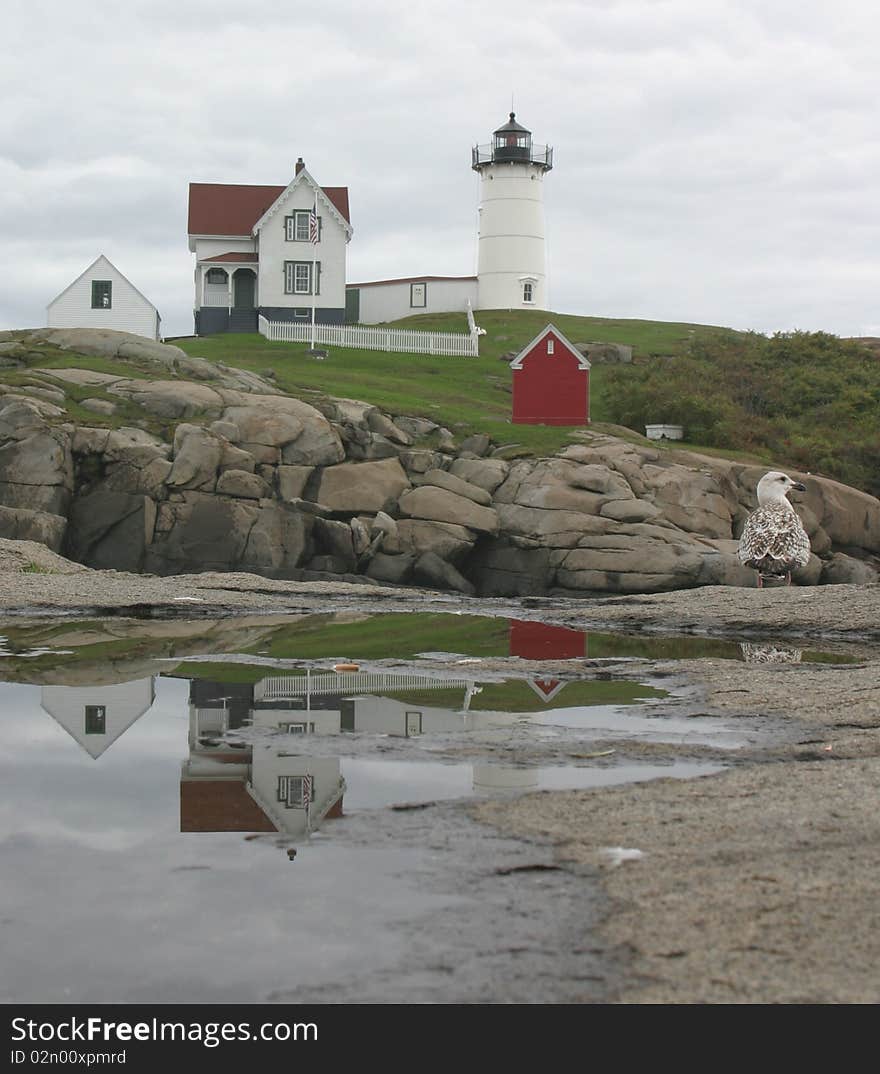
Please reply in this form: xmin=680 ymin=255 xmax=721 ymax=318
xmin=472 ymin=113 xmax=553 ymax=311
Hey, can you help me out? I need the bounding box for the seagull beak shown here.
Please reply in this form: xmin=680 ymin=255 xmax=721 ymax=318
xmin=791 ymin=482 xmax=806 ymax=492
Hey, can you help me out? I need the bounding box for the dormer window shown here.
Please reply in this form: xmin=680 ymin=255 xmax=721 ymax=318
xmin=285 ymin=211 xmax=321 ymax=242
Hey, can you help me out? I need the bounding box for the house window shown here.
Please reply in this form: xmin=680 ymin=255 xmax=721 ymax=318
xmin=522 ymin=281 xmax=534 ymax=304
xmin=91 ymin=281 xmax=112 ymax=309
xmin=410 ymin=282 xmax=427 ymax=308
xmin=293 ymin=308 xmax=310 ymax=319
xmin=284 ymin=261 xmax=320 ymax=295
xmin=205 ymin=268 xmax=227 ymax=284
xmin=277 ymin=775 xmax=313 ymax=808
xmin=547 ymin=338 xmax=555 ymax=355
xmin=285 ymin=211 xmax=321 ymax=242
xmin=84 ymin=705 xmax=107 ymax=735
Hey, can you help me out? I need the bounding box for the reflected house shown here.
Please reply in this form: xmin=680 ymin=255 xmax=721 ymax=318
xmin=180 ymin=679 xmax=345 ymax=840
xmin=253 ymin=669 xmax=489 ymax=737
xmin=509 ymin=619 xmax=587 ymax=704
xmin=40 ymin=678 xmax=157 ymax=759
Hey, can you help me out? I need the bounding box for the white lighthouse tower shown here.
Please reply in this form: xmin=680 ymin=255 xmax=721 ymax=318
xmin=472 ymin=113 xmax=554 ymax=311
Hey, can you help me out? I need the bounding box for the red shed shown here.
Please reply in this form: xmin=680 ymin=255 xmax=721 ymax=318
xmin=510 ymin=324 xmax=590 ymax=425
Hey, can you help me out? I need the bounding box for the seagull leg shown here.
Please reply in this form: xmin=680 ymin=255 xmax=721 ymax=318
xmin=785 ymin=571 xmax=792 ymax=586
xmin=756 ymin=574 xmax=763 ymax=589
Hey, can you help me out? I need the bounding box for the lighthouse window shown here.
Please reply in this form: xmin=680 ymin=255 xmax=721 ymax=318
xmin=522 ymin=281 xmax=534 ymax=304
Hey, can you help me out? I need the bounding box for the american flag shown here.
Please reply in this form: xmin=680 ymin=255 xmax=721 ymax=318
xmin=309 ymin=204 xmax=319 ymax=244
xmin=302 ymin=774 xmax=313 ymax=807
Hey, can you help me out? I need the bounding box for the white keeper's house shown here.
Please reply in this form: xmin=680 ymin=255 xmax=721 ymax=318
xmin=47 ymin=254 xmax=162 ymax=340
xmin=187 ymin=158 xmax=352 ymax=335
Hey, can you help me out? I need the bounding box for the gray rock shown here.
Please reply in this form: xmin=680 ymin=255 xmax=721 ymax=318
xmin=398 ymin=486 xmax=499 ymax=534
xmin=79 ymin=398 xmax=117 ymax=415
xmin=449 ymin=457 xmax=509 ymax=493
xmin=215 ymin=469 xmax=270 ymax=499
xmin=145 ymin=494 xmax=259 ymax=574
xmin=218 ymin=442 xmax=257 ymax=474
xmin=107 ymin=379 xmax=225 ymax=419
xmin=600 ymin=499 xmax=660 ymax=523
xmin=469 ymin=543 xmax=555 ymax=596
xmin=0 ymin=399 xmax=50 ymax=441
xmin=315 ymin=458 xmax=411 ymax=513
xmin=367 ymin=410 xmax=413 ymax=445
xmin=396 ymin=519 xmax=475 ymax=565
xmin=819 ymin=552 xmax=879 ymax=585
xmin=366 ymin=552 xmax=416 ymax=584
xmin=101 ymin=457 xmax=173 ymax=499
xmin=414 ymin=468 xmax=493 ymax=506
xmin=350 ymin=517 xmax=371 ymax=556
xmin=369 ymin=511 xmax=401 ymax=554
xmin=0 ymin=505 xmax=67 ymax=552
xmin=278 ymin=465 xmax=314 ymax=502
xmin=67 ymin=490 xmax=156 ymax=571
xmin=399 ymin=449 xmax=445 ymax=474
xmin=458 ymin=433 xmax=491 ymax=457
xmin=413 ymin=551 xmax=475 ymax=595
xmin=392 ymin=415 xmax=438 ymax=439
xmin=166 ymin=426 xmax=223 ymax=490
xmin=240 ymin=504 xmax=311 ymax=573
xmin=312 ymin=516 xmax=356 ymax=570
xmin=221 ymin=405 xmax=304 ymax=447
xmin=209 ymin=420 xmax=242 ymax=442
xmin=0 ymin=430 xmax=72 ymax=488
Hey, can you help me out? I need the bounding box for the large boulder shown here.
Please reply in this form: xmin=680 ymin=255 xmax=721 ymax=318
xmin=66 ymin=490 xmax=156 ymax=572
xmin=396 ymin=519 xmax=476 ymax=565
xmin=166 ymin=426 xmax=224 ymax=490
xmin=0 ymin=505 xmax=67 ymax=552
xmin=314 ymin=458 xmax=410 ymax=513
xmin=398 ymin=486 xmax=499 ymax=534
xmin=107 ymin=379 xmax=225 ymax=420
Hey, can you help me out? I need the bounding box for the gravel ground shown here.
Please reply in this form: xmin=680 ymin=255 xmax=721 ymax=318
xmin=2 ymin=541 xmax=879 ymax=1003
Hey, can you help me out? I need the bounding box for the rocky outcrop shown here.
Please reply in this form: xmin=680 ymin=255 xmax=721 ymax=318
xmin=1 ymin=327 xmax=879 ymax=595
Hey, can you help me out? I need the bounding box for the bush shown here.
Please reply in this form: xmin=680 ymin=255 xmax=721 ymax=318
xmin=601 ymin=330 xmax=880 ymax=496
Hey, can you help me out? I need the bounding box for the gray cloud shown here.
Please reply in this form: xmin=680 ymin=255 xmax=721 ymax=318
xmin=2 ymin=1 xmax=877 ymax=337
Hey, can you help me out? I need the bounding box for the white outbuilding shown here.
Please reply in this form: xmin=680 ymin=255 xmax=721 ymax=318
xmin=47 ymin=254 xmax=161 ymax=340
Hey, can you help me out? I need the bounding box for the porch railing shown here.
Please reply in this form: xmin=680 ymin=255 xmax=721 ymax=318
xmin=202 ymin=292 xmax=231 ymax=307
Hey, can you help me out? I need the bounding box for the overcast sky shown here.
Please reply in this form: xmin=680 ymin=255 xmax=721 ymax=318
xmin=2 ymin=0 xmax=878 ymax=339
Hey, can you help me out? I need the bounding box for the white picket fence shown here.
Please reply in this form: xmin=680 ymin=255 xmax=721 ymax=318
xmin=258 ymin=314 xmax=480 ymax=357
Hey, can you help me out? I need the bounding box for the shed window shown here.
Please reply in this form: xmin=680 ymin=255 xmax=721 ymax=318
xmin=84 ymin=705 xmax=107 ymax=735
xmin=91 ymin=281 xmax=112 ymax=309
xmin=547 ymin=338 xmax=554 ymax=354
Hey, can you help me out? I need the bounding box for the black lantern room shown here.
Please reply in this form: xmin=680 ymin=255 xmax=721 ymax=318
xmin=472 ymin=113 xmax=553 ymax=171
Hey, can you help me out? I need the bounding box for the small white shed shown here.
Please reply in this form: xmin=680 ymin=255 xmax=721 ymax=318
xmin=47 ymin=254 xmax=161 ymax=340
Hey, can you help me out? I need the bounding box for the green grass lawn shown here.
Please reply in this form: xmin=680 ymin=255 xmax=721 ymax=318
xmin=175 ymin=309 xmax=731 ymax=458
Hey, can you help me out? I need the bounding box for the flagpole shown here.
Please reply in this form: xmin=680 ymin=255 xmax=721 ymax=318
xmin=310 ymin=192 xmax=317 ymax=350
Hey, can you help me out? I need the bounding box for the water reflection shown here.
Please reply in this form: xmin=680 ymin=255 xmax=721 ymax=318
xmin=40 ymin=679 xmax=156 ymax=758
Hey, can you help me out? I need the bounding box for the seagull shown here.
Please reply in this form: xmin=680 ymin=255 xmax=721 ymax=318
xmin=737 ymin=471 xmax=810 ymax=588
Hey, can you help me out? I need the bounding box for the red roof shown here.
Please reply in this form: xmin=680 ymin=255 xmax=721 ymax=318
xmin=188 ymin=182 xmax=351 ymax=235
xmin=200 ymin=251 xmax=259 ymax=263
xmin=348 ymin=275 xmax=477 ymax=288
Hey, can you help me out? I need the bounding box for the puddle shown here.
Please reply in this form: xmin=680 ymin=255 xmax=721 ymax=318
xmin=0 ymin=608 xmax=855 ymax=1002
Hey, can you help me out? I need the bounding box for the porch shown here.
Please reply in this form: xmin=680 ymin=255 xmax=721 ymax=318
xmin=196 ymin=256 xmax=259 ymax=334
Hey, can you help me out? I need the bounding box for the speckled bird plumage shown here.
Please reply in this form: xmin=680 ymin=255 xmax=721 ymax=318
xmin=738 ymin=471 xmax=811 ymax=584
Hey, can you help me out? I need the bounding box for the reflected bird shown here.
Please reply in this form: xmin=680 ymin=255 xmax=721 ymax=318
xmin=740 ymin=642 xmax=803 ymax=664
